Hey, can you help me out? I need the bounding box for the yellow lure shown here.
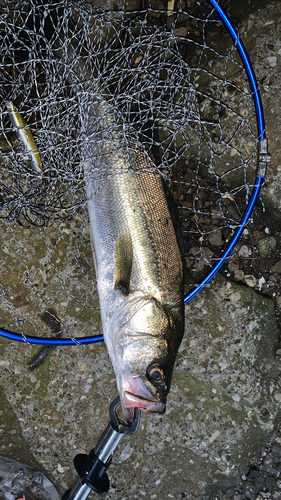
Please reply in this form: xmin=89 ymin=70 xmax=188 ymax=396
xmin=6 ymin=101 xmax=43 ymax=174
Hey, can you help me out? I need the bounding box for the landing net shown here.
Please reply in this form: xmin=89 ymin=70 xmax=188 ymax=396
xmin=0 ymin=0 xmax=265 ymax=343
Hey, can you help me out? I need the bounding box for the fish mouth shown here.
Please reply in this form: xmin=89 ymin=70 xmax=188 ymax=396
xmin=123 ymin=390 xmax=165 ymax=414
xmin=121 ymin=376 xmax=166 ymax=415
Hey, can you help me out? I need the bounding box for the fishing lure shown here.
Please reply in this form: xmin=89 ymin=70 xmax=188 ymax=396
xmin=6 ymin=101 xmax=42 ymax=174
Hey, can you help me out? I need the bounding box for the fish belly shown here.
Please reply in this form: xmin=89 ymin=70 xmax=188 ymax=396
xmin=84 ymin=148 xmax=183 ymax=346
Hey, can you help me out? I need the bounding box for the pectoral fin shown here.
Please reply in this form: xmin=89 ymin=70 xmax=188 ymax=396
xmin=114 ymin=232 xmax=133 ymax=295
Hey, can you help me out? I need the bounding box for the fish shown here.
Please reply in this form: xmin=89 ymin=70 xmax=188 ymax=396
xmin=6 ymin=101 xmax=43 ymax=174
xmin=83 ymin=97 xmax=184 ymax=420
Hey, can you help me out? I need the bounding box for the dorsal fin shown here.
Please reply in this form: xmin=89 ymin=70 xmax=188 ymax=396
xmin=114 ymin=232 xmax=133 ymax=296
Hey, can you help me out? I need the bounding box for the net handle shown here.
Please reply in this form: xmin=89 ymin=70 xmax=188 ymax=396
xmin=0 ymin=0 xmax=266 ymax=345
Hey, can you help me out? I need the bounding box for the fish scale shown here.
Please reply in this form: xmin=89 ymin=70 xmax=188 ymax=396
xmin=83 ymin=97 xmax=184 ymax=418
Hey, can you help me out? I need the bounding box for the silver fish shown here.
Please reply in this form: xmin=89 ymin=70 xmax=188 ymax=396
xmin=83 ymin=97 xmax=184 ymax=419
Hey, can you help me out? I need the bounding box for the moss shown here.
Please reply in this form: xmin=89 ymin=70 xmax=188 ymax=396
xmin=0 ymin=310 xmax=15 ymax=328
xmin=258 ymin=236 xmax=277 ymax=258
xmin=30 ymin=238 xmax=48 ymax=263
xmin=193 ymin=318 xmax=204 ymax=327
xmin=29 ymin=348 xmax=51 ymax=397
xmin=51 ymin=238 xmax=68 ymax=270
xmin=0 ymin=384 xmax=40 ymax=468
xmin=6 ymin=283 xmax=32 ymax=309
xmin=0 ymin=254 xmax=26 ymax=286
xmin=76 ymin=307 xmax=99 ymax=323
xmin=67 ymin=298 xmax=82 ymax=317
xmin=22 ymin=321 xmax=36 ymax=335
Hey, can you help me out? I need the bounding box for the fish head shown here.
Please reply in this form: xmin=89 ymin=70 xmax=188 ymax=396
xmin=108 ymin=294 xmax=182 ymax=420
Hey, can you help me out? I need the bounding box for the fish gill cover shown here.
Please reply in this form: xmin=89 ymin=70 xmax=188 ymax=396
xmin=0 ymin=0 xmax=259 ymax=341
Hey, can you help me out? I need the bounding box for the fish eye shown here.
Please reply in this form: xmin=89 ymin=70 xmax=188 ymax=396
xmin=147 ymin=364 xmax=165 ymax=384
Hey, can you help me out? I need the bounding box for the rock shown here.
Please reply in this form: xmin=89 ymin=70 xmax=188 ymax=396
xmin=119 ymin=444 xmax=134 ymax=461
xmin=234 ymin=269 xmax=245 ymax=281
xmin=265 ymin=475 xmax=277 ymax=492
xmin=253 ymin=230 xmax=265 ymax=241
xmin=239 ymin=245 xmax=252 ymax=258
xmin=208 ymin=228 xmax=223 ymax=246
xmin=262 ymin=455 xmax=275 ymax=474
xmin=228 ymin=261 xmax=239 ymax=272
xmin=253 ymin=472 xmax=266 ymax=490
xmin=174 ymin=27 xmax=188 ymax=37
xmin=270 ymin=260 xmax=281 ymax=273
xmin=243 ymin=484 xmax=258 ymax=499
xmin=57 ymin=463 xmax=65 ymax=474
xmin=211 ymin=207 xmax=223 ymax=222
xmin=227 ymin=205 xmax=239 ymax=220
xmin=182 ymin=200 xmax=192 ymax=208
xmin=276 ymin=296 xmax=281 ymax=308
xmin=259 ymin=237 xmax=277 ymax=258
xmin=244 ymin=275 xmax=257 ymax=288
xmin=186 ymin=246 xmax=214 ymax=272
xmin=175 ymin=275 xmax=281 ymax=496
xmin=272 ymin=443 xmax=281 ymax=458
xmin=267 ymin=56 xmax=277 ymax=67
xmin=247 ymin=467 xmax=259 ymax=479
xmin=258 ymin=277 xmax=266 ymax=291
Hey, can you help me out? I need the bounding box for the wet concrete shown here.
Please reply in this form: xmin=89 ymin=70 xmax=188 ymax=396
xmin=223 ymin=0 xmax=274 ymax=24
xmin=1 ymin=241 xmax=280 ymax=499
xmin=0 ymin=378 xmax=40 ymax=468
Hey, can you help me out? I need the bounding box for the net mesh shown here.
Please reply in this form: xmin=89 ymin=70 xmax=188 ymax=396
xmin=0 ymin=0 xmax=259 ymax=340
